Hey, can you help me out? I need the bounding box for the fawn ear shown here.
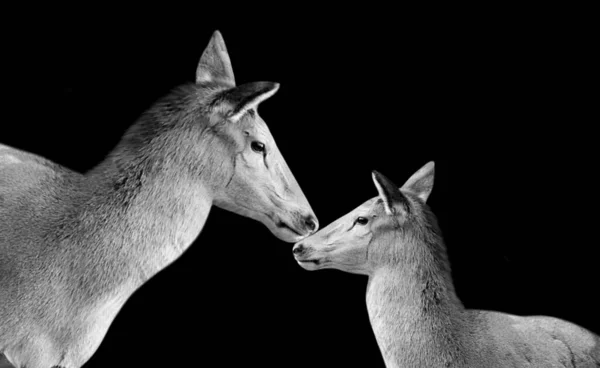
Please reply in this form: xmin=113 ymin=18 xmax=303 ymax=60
xmin=401 ymin=161 xmax=435 ymax=202
xmin=372 ymin=171 xmax=404 ymax=215
xmin=217 ymin=81 xmax=279 ymax=123
xmin=196 ymin=30 xmax=236 ymax=87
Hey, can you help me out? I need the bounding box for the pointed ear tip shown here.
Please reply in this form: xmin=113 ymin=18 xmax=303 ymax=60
xmin=208 ymin=30 xmax=227 ymax=50
xmin=371 ymin=170 xmax=391 ymax=187
xmin=260 ymin=82 xmax=280 ymax=96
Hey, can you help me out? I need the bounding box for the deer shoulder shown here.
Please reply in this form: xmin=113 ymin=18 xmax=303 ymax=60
xmin=1 ymin=144 xmax=67 ymax=198
xmin=0 ymin=144 xmax=79 ymax=248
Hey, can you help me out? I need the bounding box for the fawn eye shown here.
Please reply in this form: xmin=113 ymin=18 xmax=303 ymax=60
xmin=355 ymin=217 xmax=369 ymax=225
xmin=251 ymin=141 xmax=266 ymax=153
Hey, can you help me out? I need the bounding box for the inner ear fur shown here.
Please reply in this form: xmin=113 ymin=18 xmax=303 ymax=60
xmin=212 ymin=81 xmax=279 ymax=122
xmin=401 ymin=161 xmax=435 ymax=202
xmin=372 ymin=171 xmax=408 ymax=215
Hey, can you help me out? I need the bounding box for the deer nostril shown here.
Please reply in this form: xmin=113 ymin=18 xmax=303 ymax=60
xmin=304 ymin=216 xmax=318 ymax=233
xmin=293 ymin=243 xmax=305 ymax=256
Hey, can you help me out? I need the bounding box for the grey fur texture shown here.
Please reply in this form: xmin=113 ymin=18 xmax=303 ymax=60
xmin=0 ymin=31 xmax=317 ymax=368
xmin=294 ymin=162 xmax=599 ymax=368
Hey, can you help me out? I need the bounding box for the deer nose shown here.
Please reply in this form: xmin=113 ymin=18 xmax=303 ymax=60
xmin=293 ymin=242 xmax=305 ymax=256
xmin=303 ymin=215 xmax=318 ymax=233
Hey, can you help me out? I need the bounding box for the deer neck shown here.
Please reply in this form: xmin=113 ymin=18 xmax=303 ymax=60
xmin=366 ymin=243 xmax=470 ymax=367
xmin=71 ymin=123 xmax=227 ymax=290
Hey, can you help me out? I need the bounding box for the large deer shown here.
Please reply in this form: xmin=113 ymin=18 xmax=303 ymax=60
xmin=293 ymin=162 xmax=599 ymax=367
xmin=0 ymin=31 xmax=318 ymax=368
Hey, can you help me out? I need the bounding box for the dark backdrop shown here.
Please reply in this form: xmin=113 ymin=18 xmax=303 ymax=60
xmin=2 ymin=9 xmax=597 ymax=368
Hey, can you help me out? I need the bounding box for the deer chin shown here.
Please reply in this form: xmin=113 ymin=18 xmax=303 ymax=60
xmin=295 ymin=253 xmax=366 ymax=273
xmin=264 ymin=214 xmax=308 ymax=243
xmin=294 ymin=255 xmax=328 ymax=271
xmin=296 ymin=259 xmax=321 ymax=271
xmin=272 ymin=223 xmax=306 ymax=243
xmin=262 ymin=208 xmax=313 ymax=243
xmin=225 ymin=204 xmax=308 ymax=243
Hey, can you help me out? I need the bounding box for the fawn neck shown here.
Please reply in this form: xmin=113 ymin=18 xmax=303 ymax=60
xmin=366 ymin=233 xmax=471 ymax=367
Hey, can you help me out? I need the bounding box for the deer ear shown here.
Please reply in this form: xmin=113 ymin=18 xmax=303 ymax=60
xmin=372 ymin=171 xmax=403 ymax=215
xmin=401 ymin=161 xmax=435 ymax=202
xmin=216 ymin=81 xmax=279 ymax=123
xmin=196 ymin=30 xmax=236 ymax=87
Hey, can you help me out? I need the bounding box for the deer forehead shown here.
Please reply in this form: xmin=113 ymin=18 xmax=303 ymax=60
xmin=333 ymin=198 xmax=380 ymax=225
xmin=359 ymin=197 xmax=380 ymax=212
xmin=243 ymin=112 xmax=270 ymax=137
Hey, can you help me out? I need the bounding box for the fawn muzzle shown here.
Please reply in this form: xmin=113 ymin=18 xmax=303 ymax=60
xmin=292 ymin=241 xmax=325 ymax=270
xmin=292 ymin=242 xmax=306 ymax=256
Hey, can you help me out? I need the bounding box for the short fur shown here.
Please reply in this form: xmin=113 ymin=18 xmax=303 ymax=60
xmin=0 ymin=31 xmax=317 ymax=368
xmin=294 ymin=162 xmax=599 ymax=368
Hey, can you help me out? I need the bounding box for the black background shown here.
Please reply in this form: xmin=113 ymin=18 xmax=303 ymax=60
xmin=1 ymin=7 xmax=597 ymax=368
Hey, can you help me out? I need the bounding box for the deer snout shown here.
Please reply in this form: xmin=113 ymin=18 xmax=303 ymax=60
xmin=293 ymin=241 xmax=322 ymax=271
xmin=286 ymin=211 xmax=318 ymax=238
xmin=293 ymin=242 xmax=307 ymax=256
xmin=292 ymin=241 xmax=317 ymax=260
xmin=303 ymin=214 xmax=319 ymax=234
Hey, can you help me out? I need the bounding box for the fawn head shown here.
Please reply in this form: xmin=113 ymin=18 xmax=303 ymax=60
xmin=293 ymin=162 xmax=435 ymax=274
xmin=194 ymin=31 xmax=318 ymax=242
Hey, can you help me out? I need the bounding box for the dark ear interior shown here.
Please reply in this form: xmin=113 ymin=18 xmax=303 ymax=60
xmin=214 ymin=81 xmax=279 ymax=122
xmin=372 ymin=171 xmax=406 ymax=215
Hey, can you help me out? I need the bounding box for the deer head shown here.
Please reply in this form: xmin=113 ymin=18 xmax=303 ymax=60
xmin=293 ymin=162 xmax=435 ymax=273
xmin=192 ymin=31 xmax=318 ymax=242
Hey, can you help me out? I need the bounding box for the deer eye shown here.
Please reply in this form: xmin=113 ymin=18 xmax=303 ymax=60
xmin=251 ymin=141 xmax=266 ymax=153
xmin=355 ymin=217 xmax=369 ymax=225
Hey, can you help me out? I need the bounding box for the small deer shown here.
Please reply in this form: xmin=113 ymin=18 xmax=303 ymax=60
xmin=0 ymin=30 xmax=318 ymax=368
xmin=293 ymin=162 xmax=599 ymax=368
